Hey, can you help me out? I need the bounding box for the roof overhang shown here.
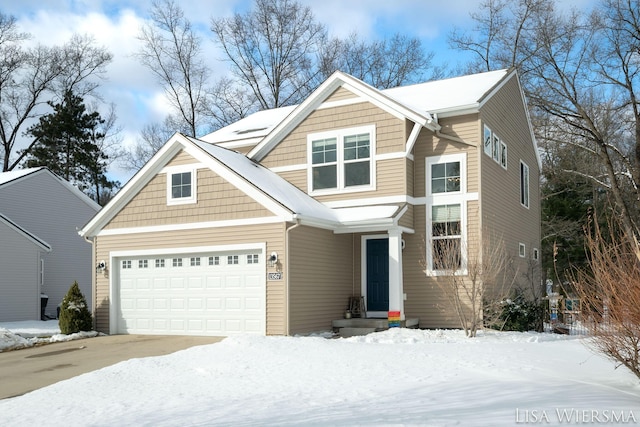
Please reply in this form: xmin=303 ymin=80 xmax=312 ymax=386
xmin=248 ymin=71 xmax=439 ymax=162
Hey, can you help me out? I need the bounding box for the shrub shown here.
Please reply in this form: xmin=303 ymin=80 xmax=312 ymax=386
xmin=58 ymin=281 xmax=93 ymax=334
xmin=486 ymin=290 xmax=544 ymax=332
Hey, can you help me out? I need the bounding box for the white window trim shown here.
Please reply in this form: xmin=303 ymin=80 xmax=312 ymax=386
xmin=307 ymin=125 xmax=376 ymax=196
xmin=425 ymin=153 xmax=468 ymax=276
xmin=520 ymin=160 xmax=530 ymax=209
xmin=533 ymin=248 xmax=539 ymax=261
xmin=500 ymin=141 xmax=508 ymax=170
xmin=519 ymin=243 xmax=526 ymax=258
xmin=483 ymin=125 xmax=492 ymax=157
xmin=166 ymin=165 xmax=197 ymax=206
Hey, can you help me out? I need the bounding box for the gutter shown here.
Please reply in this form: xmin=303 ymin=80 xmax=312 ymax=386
xmin=432 ymin=113 xmax=476 ymax=147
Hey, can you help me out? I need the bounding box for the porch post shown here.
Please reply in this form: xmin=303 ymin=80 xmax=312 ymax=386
xmin=388 ymin=229 xmax=405 ymax=320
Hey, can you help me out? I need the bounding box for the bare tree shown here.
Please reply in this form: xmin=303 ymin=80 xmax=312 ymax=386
xmin=208 ymin=76 xmax=257 ymax=129
xmin=211 ymin=0 xmax=326 ymax=109
xmin=121 ymin=119 xmax=176 ymax=172
xmin=423 ymin=234 xmax=514 ymax=337
xmin=136 ymin=0 xmax=211 ymax=138
xmin=319 ymin=33 xmax=437 ymax=89
xmin=0 ymin=15 xmax=112 ymax=172
xmin=572 ymin=214 xmax=640 ymax=379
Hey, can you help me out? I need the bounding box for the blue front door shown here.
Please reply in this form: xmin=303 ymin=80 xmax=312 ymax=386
xmin=366 ymin=238 xmax=389 ymax=312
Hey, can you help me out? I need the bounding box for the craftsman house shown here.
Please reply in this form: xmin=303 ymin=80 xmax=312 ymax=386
xmin=80 ymin=68 xmax=541 ymax=336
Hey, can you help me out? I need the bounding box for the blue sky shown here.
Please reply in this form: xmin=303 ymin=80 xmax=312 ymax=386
xmin=0 ymin=1 xmax=511 ymax=181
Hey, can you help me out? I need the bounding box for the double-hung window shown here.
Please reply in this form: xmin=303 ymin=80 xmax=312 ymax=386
xmin=309 ymin=125 xmax=375 ymax=194
xmin=426 ymin=153 xmax=467 ymax=275
xmin=166 ymin=166 xmax=197 ymax=205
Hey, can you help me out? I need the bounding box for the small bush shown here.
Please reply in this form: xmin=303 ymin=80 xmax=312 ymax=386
xmin=486 ymin=290 xmax=544 ymax=332
xmin=59 ymin=281 xmax=93 ymax=334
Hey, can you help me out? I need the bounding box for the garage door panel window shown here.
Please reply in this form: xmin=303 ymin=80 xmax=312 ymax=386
xmin=209 ymin=256 xmax=220 ymax=266
xmin=172 ymin=258 xmax=182 ymax=267
xmin=155 ymin=259 xmax=165 ymax=268
xmin=247 ymin=254 xmax=259 ymax=264
xmin=228 ymin=255 xmax=239 ymax=265
xmin=190 ymin=257 xmax=201 ymax=266
xmin=138 ymin=259 xmax=148 ymax=268
xmin=122 ymin=260 xmax=132 ymax=269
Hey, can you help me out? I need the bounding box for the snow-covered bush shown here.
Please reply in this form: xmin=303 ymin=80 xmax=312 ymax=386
xmin=58 ymin=281 xmax=93 ymax=334
xmin=486 ymin=290 xmax=544 ymax=332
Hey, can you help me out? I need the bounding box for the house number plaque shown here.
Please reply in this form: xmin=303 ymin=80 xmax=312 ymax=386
xmin=268 ymin=272 xmax=282 ymax=280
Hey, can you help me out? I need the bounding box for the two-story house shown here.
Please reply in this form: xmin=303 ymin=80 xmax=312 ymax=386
xmin=80 ymin=68 xmax=541 ymax=336
xmin=0 ymin=167 xmax=100 ymax=321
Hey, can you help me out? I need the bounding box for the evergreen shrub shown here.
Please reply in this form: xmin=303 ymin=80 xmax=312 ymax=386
xmin=58 ymin=281 xmax=93 ymax=334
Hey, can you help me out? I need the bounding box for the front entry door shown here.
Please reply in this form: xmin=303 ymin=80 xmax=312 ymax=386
xmin=366 ymin=238 xmax=389 ymax=313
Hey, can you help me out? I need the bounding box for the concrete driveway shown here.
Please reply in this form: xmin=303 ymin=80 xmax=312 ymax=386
xmin=0 ymin=334 xmax=224 ymax=399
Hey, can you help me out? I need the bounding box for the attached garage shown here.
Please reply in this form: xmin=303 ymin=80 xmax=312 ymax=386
xmin=111 ymin=245 xmax=266 ymax=336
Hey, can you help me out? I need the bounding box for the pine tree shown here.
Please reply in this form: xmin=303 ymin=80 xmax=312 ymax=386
xmin=23 ymin=90 xmax=118 ymax=204
xmin=58 ymin=281 xmax=93 ymax=334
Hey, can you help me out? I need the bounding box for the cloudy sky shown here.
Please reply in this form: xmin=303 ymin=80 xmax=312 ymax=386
xmin=0 ymin=1 xmax=547 ymax=182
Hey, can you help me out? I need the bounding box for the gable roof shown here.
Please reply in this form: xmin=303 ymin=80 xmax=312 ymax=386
xmin=0 ymin=167 xmax=101 ymax=211
xmin=0 ymin=212 xmax=52 ymax=252
xmin=81 ymin=133 xmax=405 ymax=238
xmin=245 ymin=69 xmax=512 ymax=161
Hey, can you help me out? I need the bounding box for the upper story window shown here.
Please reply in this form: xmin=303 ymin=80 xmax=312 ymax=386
xmin=308 ymin=125 xmax=375 ymax=194
xmin=431 ymin=161 xmax=461 ymax=193
xmin=520 ymin=161 xmax=530 ymax=208
xmin=426 ymin=153 xmax=467 ymax=275
xmin=484 ymin=124 xmax=507 ymax=169
xmin=166 ymin=166 xmax=197 ymax=206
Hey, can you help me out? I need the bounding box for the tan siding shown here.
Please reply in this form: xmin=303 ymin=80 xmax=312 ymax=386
xmin=413 ymin=125 xmax=480 ymax=198
xmin=262 ymin=102 xmax=405 ymax=169
xmin=167 ymin=150 xmax=196 ymax=166
xmin=313 ymin=157 xmax=406 ymax=203
xmin=325 ymin=87 xmax=358 ymax=102
xmin=288 ymin=226 xmax=353 ymax=334
xmin=105 ymin=168 xmax=273 ymax=230
xmin=398 ymin=204 xmax=414 ymax=229
xmin=479 ymin=76 xmax=541 ymax=294
xmin=95 ymin=223 xmax=287 ymax=335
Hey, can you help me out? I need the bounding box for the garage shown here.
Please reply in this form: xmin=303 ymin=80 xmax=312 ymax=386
xmin=114 ymin=247 xmax=265 ymax=336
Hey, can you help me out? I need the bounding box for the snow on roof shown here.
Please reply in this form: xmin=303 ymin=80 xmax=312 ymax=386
xmin=199 ymin=106 xmax=296 ymax=145
xmin=382 ymin=69 xmax=509 ymax=114
xmin=199 ymin=70 xmax=509 ymax=146
xmin=190 ymin=136 xmax=336 ymax=222
xmin=0 ymin=167 xmax=42 ymax=186
xmin=189 ymin=137 xmax=400 ymax=226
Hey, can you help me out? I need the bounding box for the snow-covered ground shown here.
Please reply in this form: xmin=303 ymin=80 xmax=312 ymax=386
xmin=0 ymin=323 xmax=639 ymax=426
xmin=0 ymin=320 xmax=97 ymax=352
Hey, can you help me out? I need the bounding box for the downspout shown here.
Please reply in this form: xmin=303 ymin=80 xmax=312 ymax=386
xmin=83 ymin=234 xmax=97 ymax=325
xmin=285 ymin=217 xmax=302 ymax=336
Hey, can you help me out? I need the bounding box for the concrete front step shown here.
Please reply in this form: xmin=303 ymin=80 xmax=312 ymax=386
xmin=332 ymin=318 xmax=420 ymax=337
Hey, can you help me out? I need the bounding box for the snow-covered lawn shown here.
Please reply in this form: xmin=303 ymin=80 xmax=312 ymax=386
xmin=0 ymin=320 xmax=97 ymax=352
xmin=0 ymin=323 xmax=639 ymax=426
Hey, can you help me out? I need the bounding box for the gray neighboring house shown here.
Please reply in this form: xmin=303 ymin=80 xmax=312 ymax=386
xmin=0 ymin=167 xmax=101 ymax=321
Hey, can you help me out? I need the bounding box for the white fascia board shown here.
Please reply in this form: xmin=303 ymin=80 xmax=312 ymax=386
xmin=248 ymin=75 xmax=345 ymax=161
xmin=97 ymin=216 xmax=285 ymax=237
xmin=430 ymin=104 xmax=480 ymax=118
xmin=249 ymin=71 xmax=439 ymax=162
xmin=79 ymin=132 xmax=187 ymax=238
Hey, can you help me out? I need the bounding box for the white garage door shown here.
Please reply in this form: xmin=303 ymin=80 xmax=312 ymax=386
xmin=116 ymin=248 xmax=265 ymax=335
